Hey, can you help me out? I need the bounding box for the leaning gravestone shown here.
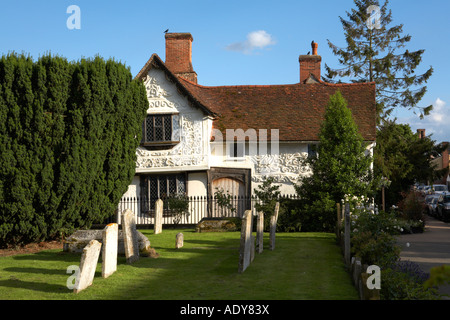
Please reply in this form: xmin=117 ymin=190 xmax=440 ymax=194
xmin=102 ymin=223 xmax=118 ymax=278
xmin=154 ymin=199 xmax=163 ymax=234
xmin=256 ymin=212 xmax=264 ymax=254
xmin=74 ymin=239 xmax=102 ymax=293
xmin=238 ymin=210 xmax=253 ymax=273
xmin=122 ymin=209 xmax=139 ymax=264
xmin=269 ymin=202 xmax=280 ymax=251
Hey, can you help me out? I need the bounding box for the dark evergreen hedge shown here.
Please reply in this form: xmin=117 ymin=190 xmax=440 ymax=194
xmin=0 ymin=53 xmax=148 ymax=247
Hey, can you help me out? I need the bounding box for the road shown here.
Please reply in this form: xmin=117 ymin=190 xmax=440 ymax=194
xmin=397 ymin=215 xmax=450 ymax=299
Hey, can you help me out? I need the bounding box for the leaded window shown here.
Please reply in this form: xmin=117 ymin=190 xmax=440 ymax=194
xmin=140 ymin=174 xmax=186 ymax=213
xmin=142 ymin=114 xmax=177 ymax=147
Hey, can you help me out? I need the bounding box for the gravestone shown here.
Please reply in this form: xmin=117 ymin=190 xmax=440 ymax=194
xmin=176 ymin=232 xmax=184 ymax=249
xmin=122 ymin=209 xmax=139 ymax=264
xmin=74 ymin=239 xmax=102 ymax=293
xmin=154 ymin=199 xmax=163 ymax=234
xmin=102 ymin=223 xmax=118 ymax=278
xmin=269 ymin=202 xmax=280 ymax=251
xmin=238 ymin=210 xmax=253 ymax=273
xmin=256 ymin=211 xmax=264 ymax=254
xmin=63 ymin=229 xmax=156 ymax=257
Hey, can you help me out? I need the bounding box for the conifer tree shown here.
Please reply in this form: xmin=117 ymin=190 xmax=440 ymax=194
xmin=324 ymin=0 xmax=433 ymax=119
xmin=0 ymin=53 xmax=148 ymax=247
xmin=295 ymin=91 xmax=373 ymax=231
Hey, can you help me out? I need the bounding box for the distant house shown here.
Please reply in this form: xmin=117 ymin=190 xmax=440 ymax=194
xmin=120 ymin=32 xmax=376 ymax=222
xmin=431 ymin=139 xmax=450 ymax=188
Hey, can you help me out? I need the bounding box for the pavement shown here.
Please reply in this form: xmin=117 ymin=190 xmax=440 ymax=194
xmin=396 ymin=215 xmax=450 ymax=299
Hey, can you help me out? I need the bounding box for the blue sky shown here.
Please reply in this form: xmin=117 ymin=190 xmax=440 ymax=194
xmin=1 ymin=0 xmax=449 ymax=143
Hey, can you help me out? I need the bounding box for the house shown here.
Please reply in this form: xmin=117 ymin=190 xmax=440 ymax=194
xmin=431 ymin=140 xmax=450 ymax=188
xmin=120 ymin=32 xmax=376 ymax=222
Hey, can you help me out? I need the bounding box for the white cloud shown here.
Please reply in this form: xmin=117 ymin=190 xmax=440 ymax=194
xmin=226 ymin=30 xmax=276 ymax=54
xmin=397 ymin=98 xmax=450 ymax=142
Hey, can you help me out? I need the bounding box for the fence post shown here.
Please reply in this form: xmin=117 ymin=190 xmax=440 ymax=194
xmin=336 ymin=202 xmax=341 ymax=242
xmin=344 ymin=202 xmax=351 ymax=266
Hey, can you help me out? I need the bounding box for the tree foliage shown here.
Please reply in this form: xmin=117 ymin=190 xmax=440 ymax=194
xmin=324 ymin=0 xmax=433 ymax=119
xmin=0 ymin=53 xmax=148 ymax=247
xmin=373 ymin=120 xmax=446 ymax=208
xmin=295 ymin=91 xmax=373 ymax=231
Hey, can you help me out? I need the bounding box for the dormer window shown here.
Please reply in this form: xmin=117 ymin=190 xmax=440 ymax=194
xmin=142 ymin=114 xmax=179 ymax=149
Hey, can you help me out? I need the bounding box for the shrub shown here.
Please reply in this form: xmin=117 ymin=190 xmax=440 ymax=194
xmin=381 ymin=266 xmax=439 ymax=300
xmin=397 ymin=190 xmax=426 ymax=222
xmin=166 ymin=193 xmax=190 ymax=225
xmin=0 ymin=53 xmax=148 ymax=247
xmin=254 ymin=177 xmax=283 ymax=230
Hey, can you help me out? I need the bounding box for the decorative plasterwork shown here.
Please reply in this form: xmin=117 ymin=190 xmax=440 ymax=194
xmin=250 ymin=152 xmax=311 ymax=184
xmin=136 ymin=69 xmax=207 ymax=170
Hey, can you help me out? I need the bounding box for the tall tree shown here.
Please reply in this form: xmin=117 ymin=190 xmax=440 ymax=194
xmin=374 ymin=120 xmax=446 ymax=208
xmin=295 ymin=91 xmax=373 ymax=231
xmin=0 ymin=53 xmax=148 ymax=247
xmin=324 ymin=0 xmax=433 ymax=119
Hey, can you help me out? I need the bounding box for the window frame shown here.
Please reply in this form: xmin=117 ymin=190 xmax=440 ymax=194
xmin=140 ymin=173 xmax=187 ymax=214
xmin=141 ymin=113 xmax=180 ymax=147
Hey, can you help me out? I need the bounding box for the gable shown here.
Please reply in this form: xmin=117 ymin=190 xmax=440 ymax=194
xmin=135 ymin=54 xmax=216 ymax=118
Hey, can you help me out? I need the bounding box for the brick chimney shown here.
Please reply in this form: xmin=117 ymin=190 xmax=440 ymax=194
xmin=299 ymin=41 xmax=321 ymax=84
xmin=165 ymin=33 xmax=197 ymax=83
xmin=417 ymin=129 xmax=426 ymax=139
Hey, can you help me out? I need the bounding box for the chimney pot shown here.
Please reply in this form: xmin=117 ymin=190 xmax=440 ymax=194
xmin=299 ymin=42 xmax=321 ymax=83
xmin=312 ymin=42 xmax=318 ymax=55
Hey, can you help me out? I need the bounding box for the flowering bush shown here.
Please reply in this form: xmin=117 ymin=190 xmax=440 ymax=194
xmin=341 ymin=194 xmax=402 ymax=267
xmin=342 ymin=194 xmax=438 ymax=299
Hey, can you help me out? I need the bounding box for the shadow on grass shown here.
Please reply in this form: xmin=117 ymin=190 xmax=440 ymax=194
xmin=0 ymin=279 xmax=68 ymax=294
xmin=0 ymin=231 xmax=356 ymax=300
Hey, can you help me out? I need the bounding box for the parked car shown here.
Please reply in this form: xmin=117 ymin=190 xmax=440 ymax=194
xmin=422 ymin=185 xmax=432 ymax=195
xmin=432 ymin=184 xmax=449 ymax=195
xmin=437 ymin=192 xmax=450 ymax=222
xmin=425 ymin=194 xmax=440 ymax=217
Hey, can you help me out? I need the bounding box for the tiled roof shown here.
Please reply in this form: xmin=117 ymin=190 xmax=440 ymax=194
xmin=178 ymin=78 xmax=376 ymax=142
xmin=136 ymin=54 xmax=376 ymax=142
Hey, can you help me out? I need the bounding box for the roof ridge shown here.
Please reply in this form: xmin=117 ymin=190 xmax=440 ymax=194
xmin=179 ymin=76 xmax=375 ymax=89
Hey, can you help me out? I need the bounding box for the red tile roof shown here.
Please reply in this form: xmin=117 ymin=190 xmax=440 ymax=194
xmin=136 ymin=54 xmax=376 ymax=142
xmin=179 ymin=78 xmax=376 ymax=142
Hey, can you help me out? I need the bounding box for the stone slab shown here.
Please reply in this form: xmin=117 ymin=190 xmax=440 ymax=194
xmin=238 ymin=210 xmax=253 ymax=273
xmin=102 ymin=223 xmax=118 ymax=278
xmin=256 ymin=212 xmax=264 ymax=254
xmin=63 ymin=229 xmax=155 ymax=257
xmin=195 ymin=217 xmax=239 ymax=233
xmin=176 ymin=232 xmax=184 ymax=249
xmin=269 ymin=202 xmax=280 ymax=251
xmin=154 ymin=199 xmax=163 ymax=234
xmin=122 ymin=209 xmax=139 ymax=264
xmin=74 ymin=239 xmax=101 ymax=293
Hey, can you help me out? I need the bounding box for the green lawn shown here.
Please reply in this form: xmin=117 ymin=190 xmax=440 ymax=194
xmin=0 ymin=229 xmax=358 ymax=300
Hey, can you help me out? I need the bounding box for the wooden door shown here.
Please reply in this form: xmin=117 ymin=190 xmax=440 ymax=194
xmin=212 ymin=177 xmax=246 ymax=218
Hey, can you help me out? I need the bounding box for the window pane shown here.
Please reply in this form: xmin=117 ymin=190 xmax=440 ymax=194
xmin=168 ymin=175 xmax=177 ymax=195
xmin=154 ymin=116 xmax=163 ymax=141
xmin=164 ymin=116 xmax=172 ymax=141
xmin=145 ymin=117 xmax=154 ymax=141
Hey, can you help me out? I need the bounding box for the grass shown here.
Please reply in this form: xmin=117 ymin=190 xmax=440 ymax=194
xmin=0 ymin=229 xmax=358 ymax=300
